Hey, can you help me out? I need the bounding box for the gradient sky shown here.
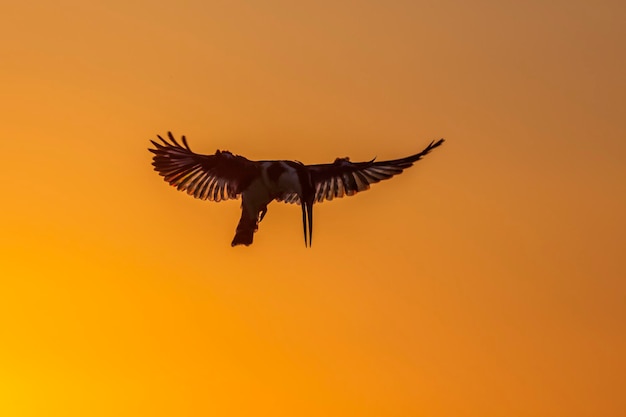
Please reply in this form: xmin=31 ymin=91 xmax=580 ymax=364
xmin=2 ymin=1 xmax=625 ymax=416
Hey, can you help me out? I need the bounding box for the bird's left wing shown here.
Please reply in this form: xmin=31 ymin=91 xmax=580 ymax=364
xmin=279 ymin=138 xmax=444 ymax=204
xmin=149 ymin=132 xmax=260 ymax=202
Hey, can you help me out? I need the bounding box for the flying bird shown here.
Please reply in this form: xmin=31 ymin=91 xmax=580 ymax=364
xmin=149 ymin=132 xmax=444 ymax=247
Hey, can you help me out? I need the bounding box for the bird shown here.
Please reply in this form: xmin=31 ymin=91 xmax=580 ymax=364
xmin=149 ymin=132 xmax=444 ymax=247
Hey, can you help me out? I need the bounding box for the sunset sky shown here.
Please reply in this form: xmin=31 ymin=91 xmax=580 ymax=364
xmin=1 ymin=1 xmax=625 ymax=416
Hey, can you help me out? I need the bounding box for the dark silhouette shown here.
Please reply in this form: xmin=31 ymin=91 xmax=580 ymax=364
xmin=149 ymin=132 xmax=444 ymax=247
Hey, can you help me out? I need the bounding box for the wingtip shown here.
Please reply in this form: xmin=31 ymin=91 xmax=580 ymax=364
xmin=167 ymin=131 xmax=184 ymax=148
xmin=429 ymin=138 xmax=445 ymax=148
xmin=152 ymin=132 xmax=192 ymax=150
xmin=181 ymin=135 xmax=192 ymax=151
xmin=156 ymin=134 xmax=169 ymax=146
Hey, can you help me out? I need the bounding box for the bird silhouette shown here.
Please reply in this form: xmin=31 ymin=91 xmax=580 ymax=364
xmin=149 ymin=132 xmax=444 ymax=247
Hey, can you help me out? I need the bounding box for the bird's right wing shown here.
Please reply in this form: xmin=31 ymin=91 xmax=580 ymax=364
xmin=149 ymin=132 xmax=260 ymax=202
xmin=306 ymin=139 xmax=444 ymax=203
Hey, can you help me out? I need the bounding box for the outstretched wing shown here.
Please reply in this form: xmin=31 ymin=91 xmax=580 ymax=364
xmin=148 ymin=132 xmax=260 ymax=202
xmin=285 ymin=138 xmax=444 ymax=204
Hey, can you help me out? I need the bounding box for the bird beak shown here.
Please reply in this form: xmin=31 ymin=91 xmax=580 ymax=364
xmin=301 ymin=200 xmax=313 ymax=247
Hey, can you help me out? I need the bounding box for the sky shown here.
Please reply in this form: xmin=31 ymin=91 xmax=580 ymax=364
xmin=1 ymin=1 xmax=625 ymax=416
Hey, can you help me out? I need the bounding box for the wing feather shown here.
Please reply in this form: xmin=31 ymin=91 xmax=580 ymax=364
xmin=303 ymin=138 xmax=444 ymax=203
xmin=148 ymin=132 xmax=259 ymax=202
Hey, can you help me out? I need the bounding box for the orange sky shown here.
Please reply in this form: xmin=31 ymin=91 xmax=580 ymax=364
xmin=1 ymin=1 xmax=625 ymax=416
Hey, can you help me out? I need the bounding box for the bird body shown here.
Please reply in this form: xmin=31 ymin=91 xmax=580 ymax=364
xmin=232 ymin=160 xmax=311 ymax=246
xmin=149 ymin=132 xmax=444 ymax=247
